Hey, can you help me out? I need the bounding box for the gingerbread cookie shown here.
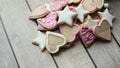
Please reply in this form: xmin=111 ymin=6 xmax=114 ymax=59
xmin=37 ymin=12 xmax=58 ymax=29
xmin=46 ymin=31 xmax=67 ymax=54
xmin=93 ymin=0 xmax=104 ymax=9
xmin=60 ymin=24 xmax=80 ymax=43
xmin=29 ymin=4 xmax=49 ymax=19
xmin=79 ymin=24 xmax=96 ymax=47
xmin=81 ymin=0 xmax=97 ymax=13
xmin=98 ymin=9 xmax=115 ymax=28
xmin=32 ymin=31 xmax=46 ymax=51
xmin=57 ymin=6 xmax=77 ymax=26
xmin=93 ymin=19 xmax=111 ymax=41
xmin=48 ymin=0 xmax=68 ymax=11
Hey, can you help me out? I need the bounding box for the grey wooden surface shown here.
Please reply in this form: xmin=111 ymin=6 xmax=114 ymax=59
xmin=0 ymin=0 xmax=120 ymax=68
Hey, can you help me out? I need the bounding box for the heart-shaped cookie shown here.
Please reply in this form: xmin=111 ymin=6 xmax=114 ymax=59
xmin=79 ymin=24 xmax=96 ymax=47
xmin=29 ymin=4 xmax=49 ymax=19
xmin=37 ymin=24 xmax=48 ymax=31
xmin=81 ymin=0 xmax=97 ymax=13
xmin=46 ymin=31 xmax=67 ymax=54
xmin=93 ymin=19 xmax=111 ymax=41
xmin=37 ymin=12 xmax=57 ymax=29
xmin=48 ymin=0 xmax=68 ymax=11
xmin=93 ymin=0 xmax=104 ymax=9
xmin=60 ymin=24 xmax=79 ymax=43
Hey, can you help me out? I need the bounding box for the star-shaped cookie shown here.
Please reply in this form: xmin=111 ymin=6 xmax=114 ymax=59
xmin=84 ymin=15 xmax=99 ymax=27
xmin=32 ymin=31 xmax=46 ymax=51
xmin=75 ymin=4 xmax=88 ymax=23
xmin=57 ymin=6 xmax=77 ymax=26
xmin=98 ymin=9 xmax=115 ymax=27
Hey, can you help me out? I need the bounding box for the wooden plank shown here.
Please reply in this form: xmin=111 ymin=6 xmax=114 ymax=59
xmin=87 ymin=37 xmax=120 ymax=68
xmin=53 ymin=40 xmax=95 ymax=68
xmin=0 ymin=17 xmax=18 ymax=68
xmin=109 ymin=0 xmax=120 ymax=45
xmin=27 ymin=0 xmax=95 ymax=68
xmin=0 ymin=0 xmax=57 ymax=68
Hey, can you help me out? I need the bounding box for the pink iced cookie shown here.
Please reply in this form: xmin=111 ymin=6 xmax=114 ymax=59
xmin=37 ymin=24 xmax=48 ymax=31
xmin=37 ymin=12 xmax=57 ymax=29
xmin=29 ymin=4 xmax=49 ymax=19
xmin=79 ymin=25 xmax=96 ymax=47
xmin=48 ymin=0 xmax=68 ymax=11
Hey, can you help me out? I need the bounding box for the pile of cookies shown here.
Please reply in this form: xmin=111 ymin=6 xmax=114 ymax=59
xmin=29 ymin=0 xmax=115 ymax=54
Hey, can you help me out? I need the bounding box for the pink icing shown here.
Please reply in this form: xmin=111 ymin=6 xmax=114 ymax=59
xmin=81 ymin=27 xmax=96 ymax=47
xmin=37 ymin=24 xmax=47 ymax=31
xmin=49 ymin=0 xmax=68 ymax=11
xmin=37 ymin=12 xmax=57 ymax=29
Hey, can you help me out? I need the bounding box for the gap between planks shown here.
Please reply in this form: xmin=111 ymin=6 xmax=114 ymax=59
xmin=26 ymin=0 xmax=120 ymax=68
xmin=25 ymin=0 xmax=96 ymax=68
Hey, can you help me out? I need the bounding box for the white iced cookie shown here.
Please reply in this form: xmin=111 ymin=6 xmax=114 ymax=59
xmin=75 ymin=4 xmax=88 ymax=23
xmin=32 ymin=31 xmax=46 ymax=52
xmin=57 ymin=6 xmax=77 ymax=26
xmin=98 ymin=9 xmax=115 ymax=27
xmin=104 ymin=3 xmax=109 ymax=8
xmin=84 ymin=15 xmax=99 ymax=27
xmin=46 ymin=31 xmax=67 ymax=54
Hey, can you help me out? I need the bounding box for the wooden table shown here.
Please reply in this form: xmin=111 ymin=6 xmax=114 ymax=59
xmin=0 ymin=0 xmax=120 ymax=68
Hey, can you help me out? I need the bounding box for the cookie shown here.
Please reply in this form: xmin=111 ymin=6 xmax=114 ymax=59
xmin=60 ymin=24 xmax=80 ymax=43
xmin=57 ymin=6 xmax=77 ymax=26
xmin=84 ymin=15 xmax=99 ymax=27
xmin=75 ymin=4 xmax=88 ymax=23
xmin=93 ymin=19 xmax=111 ymax=41
xmin=89 ymin=13 xmax=101 ymax=20
xmin=79 ymin=24 xmax=96 ymax=47
xmin=98 ymin=9 xmax=115 ymax=28
xmin=46 ymin=31 xmax=67 ymax=54
xmin=29 ymin=4 xmax=49 ymax=19
xmin=48 ymin=0 xmax=68 ymax=11
xmin=37 ymin=24 xmax=48 ymax=31
xmin=93 ymin=0 xmax=104 ymax=9
xmin=104 ymin=3 xmax=109 ymax=8
xmin=81 ymin=0 xmax=97 ymax=13
xmin=37 ymin=12 xmax=58 ymax=29
xmin=32 ymin=31 xmax=46 ymax=51
xmin=68 ymin=0 xmax=82 ymax=4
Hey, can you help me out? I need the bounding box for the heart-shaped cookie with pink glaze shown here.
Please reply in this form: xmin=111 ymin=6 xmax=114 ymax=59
xmin=29 ymin=4 xmax=49 ymax=19
xmin=48 ymin=0 xmax=68 ymax=11
xmin=37 ymin=24 xmax=48 ymax=31
xmin=60 ymin=24 xmax=79 ymax=43
xmin=79 ymin=24 xmax=96 ymax=47
xmin=93 ymin=19 xmax=111 ymax=41
xmin=37 ymin=12 xmax=57 ymax=29
xmin=46 ymin=31 xmax=67 ymax=54
xmin=81 ymin=0 xmax=97 ymax=13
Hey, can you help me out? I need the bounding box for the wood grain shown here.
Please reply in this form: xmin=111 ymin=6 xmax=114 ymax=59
xmin=0 ymin=17 xmax=18 ymax=68
xmin=27 ymin=0 xmax=95 ymax=68
xmin=109 ymin=0 xmax=120 ymax=45
xmin=87 ymin=37 xmax=120 ymax=68
xmin=0 ymin=0 xmax=56 ymax=68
